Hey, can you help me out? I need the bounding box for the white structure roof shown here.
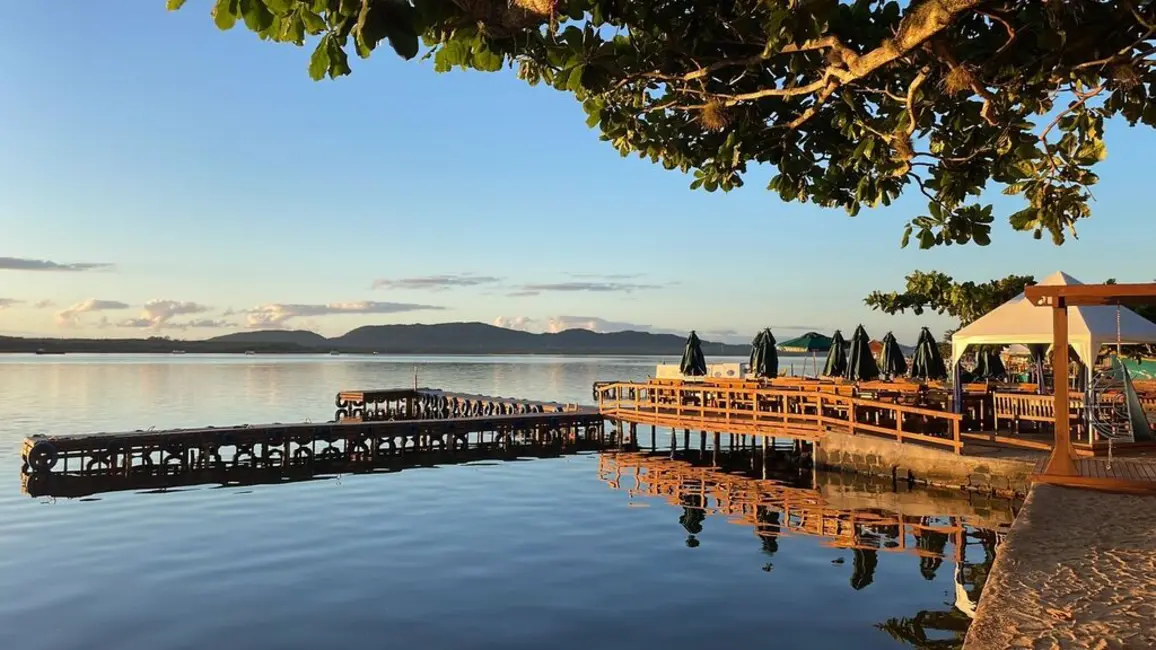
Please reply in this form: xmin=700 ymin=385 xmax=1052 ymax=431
xmin=950 ymin=271 xmax=1156 ymax=366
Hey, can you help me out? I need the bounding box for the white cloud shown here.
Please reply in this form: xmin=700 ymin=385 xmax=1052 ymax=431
xmin=0 ymin=298 xmax=22 ymax=309
xmin=508 ymin=281 xmax=662 ymax=297
xmin=546 ymin=315 xmax=657 ymax=334
xmin=244 ymin=301 xmax=444 ymax=328
xmin=492 ymin=316 xmax=536 ymax=331
xmin=33 ymin=300 xmax=55 ymax=309
xmin=0 ymin=256 xmax=114 ymax=272
xmin=114 ymin=299 xmax=212 ymax=330
xmin=372 ymin=274 xmax=501 ymax=291
xmin=56 ymin=299 xmax=132 ymax=327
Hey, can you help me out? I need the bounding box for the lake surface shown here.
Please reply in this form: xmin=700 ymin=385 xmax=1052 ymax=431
xmin=0 ymin=354 xmax=1008 ymax=650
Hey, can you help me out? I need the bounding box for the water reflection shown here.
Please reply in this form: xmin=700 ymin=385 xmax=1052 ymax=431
xmin=600 ymin=448 xmax=1012 ymax=649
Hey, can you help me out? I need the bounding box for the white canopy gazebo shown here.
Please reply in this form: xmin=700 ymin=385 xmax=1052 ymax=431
xmin=951 ymin=271 xmax=1156 ymax=369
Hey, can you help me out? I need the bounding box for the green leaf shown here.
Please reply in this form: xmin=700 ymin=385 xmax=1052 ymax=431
xmin=166 ymin=0 xmax=188 ymax=10
xmin=473 ymin=46 xmax=502 ymax=72
xmin=1074 ymin=139 xmax=1107 ymax=164
xmin=213 ymin=0 xmax=239 ymax=30
xmin=300 ymin=10 xmax=326 ymax=33
xmin=265 ymin=0 xmax=294 ymax=13
xmin=386 ymin=29 xmax=419 ymax=59
xmin=900 ymin=224 xmax=912 ymax=248
xmin=339 ymin=0 xmax=359 ymax=16
xmin=566 ymin=64 xmax=585 ymax=92
xmin=328 ymin=40 xmax=352 ymax=77
xmin=240 ymin=0 xmax=274 ymax=32
xmin=309 ymin=35 xmax=331 ymax=80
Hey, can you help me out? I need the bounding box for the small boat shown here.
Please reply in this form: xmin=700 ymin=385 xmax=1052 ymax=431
xmin=329 ymin=350 xmax=341 ymax=356
xmin=244 ymin=350 xmax=256 ymax=355
xmin=34 ymin=349 xmax=65 ymax=355
xmin=171 ymin=350 xmax=187 ymax=355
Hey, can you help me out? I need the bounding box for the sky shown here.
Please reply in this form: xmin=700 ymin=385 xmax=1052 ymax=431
xmin=2 ymin=5 xmax=1155 ymax=346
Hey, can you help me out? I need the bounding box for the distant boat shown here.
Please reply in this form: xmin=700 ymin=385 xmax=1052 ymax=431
xmin=244 ymin=350 xmax=256 ymax=355
xmin=329 ymin=350 xmax=341 ymax=356
xmin=34 ymin=349 xmax=65 ymax=355
xmin=171 ymin=350 xmax=187 ymax=355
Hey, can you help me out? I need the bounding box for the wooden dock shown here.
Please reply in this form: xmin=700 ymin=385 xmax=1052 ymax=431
xmin=335 ymin=388 xmax=577 ymax=422
xmin=23 ymin=429 xmax=613 ymax=499
xmin=20 ymin=389 xmax=604 ymax=478
xmin=597 ymin=379 xmax=965 ymax=453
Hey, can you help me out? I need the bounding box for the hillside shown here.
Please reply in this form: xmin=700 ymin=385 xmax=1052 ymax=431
xmin=0 ymin=323 xmax=750 ymax=355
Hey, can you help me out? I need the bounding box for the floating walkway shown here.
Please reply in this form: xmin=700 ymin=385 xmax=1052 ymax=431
xmin=20 ymin=388 xmax=603 ymax=478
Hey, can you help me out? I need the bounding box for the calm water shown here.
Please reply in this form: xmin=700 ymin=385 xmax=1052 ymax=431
xmin=0 ymin=354 xmax=1007 ymax=650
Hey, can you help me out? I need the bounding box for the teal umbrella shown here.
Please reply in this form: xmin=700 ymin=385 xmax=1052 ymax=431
xmin=680 ymin=331 xmax=707 ymax=376
xmin=822 ymin=330 xmax=848 ymax=377
xmin=910 ymin=328 xmax=947 ymax=381
xmin=778 ymin=331 xmax=833 ymax=353
xmin=880 ymin=332 xmax=908 ymax=378
xmin=845 ymin=325 xmax=880 ymax=381
xmin=750 ymin=328 xmax=779 ymax=378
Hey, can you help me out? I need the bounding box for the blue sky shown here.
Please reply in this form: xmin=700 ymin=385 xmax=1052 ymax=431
xmin=2 ymin=4 xmax=1155 ymax=345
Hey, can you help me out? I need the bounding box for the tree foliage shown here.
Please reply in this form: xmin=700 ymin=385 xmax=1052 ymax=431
xmin=864 ymin=270 xmax=1034 ymax=328
xmin=168 ymin=0 xmax=1156 ymax=247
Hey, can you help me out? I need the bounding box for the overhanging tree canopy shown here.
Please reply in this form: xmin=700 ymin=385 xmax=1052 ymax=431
xmin=168 ymin=0 xmax=1156 ymax=248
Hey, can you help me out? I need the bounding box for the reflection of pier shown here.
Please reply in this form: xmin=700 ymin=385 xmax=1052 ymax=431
xmin=21 ymin=388 xmax=603 ymax=478
xmin=23 ymin=432 xmax=614 ymax=499
xmin=599 ymin=450 xmax=1007 ymax=646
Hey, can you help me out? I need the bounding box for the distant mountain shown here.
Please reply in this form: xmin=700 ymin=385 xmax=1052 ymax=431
xmin=209 ymin=330 xmax=330 ymax=347
xmin=228 ymin=322 xmax=751 ymax=356
xmin=0 ymin=323 xmax=750 ymax=356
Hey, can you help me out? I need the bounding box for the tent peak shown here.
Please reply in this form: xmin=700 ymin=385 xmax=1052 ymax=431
xmin=1038 ymin=271 xmax=1084 ymax=286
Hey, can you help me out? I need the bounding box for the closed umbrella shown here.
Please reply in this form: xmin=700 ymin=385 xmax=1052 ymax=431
xmin=880 ymin=332 xmax=908 ymax=378
xmin=973 ymin=348 xmax=1006 ymax=380
xmin=680 ymin=331 xmax=707 ymax=376
xmin=910 ymin=328 xmax=947 ymax=381
xmin=750 ymin=328 xmax=779 ymax=379
xmin=748 ymin=330 xmax=765 ymax=371
xmin=845 ymin=324 xmax=880 ymax=381
xmin=822 ymin=330 xmax=848 ymax=378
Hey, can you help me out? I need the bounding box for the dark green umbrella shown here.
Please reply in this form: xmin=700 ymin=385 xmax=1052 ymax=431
xmin=750 ymin=328 xmax=779 ymax=379
xmin=822 ymin=330 xmax=848 ymax=377
xmin=880 ymin=332 xmax=908 ymax=378
xmin=777 ymin=331 xmax=833 ymax=353
xmin=680 ymin=330 xmax=707 ymax=376
xmin=748 ymin=330 xmax=765 ymax=370
xmin=973 ymin=348 xmax=1006 ymax=380
xmin=845 ymin=325 xmax=881 ymax=381
xmin=910 ymin=328 xmax=947 ymax=381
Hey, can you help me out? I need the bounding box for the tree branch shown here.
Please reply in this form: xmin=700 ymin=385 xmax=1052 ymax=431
xmin=1039 ymin=85 xmax=1106 ymax=175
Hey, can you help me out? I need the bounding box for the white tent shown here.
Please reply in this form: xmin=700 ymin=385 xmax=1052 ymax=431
xmin=950 ymin=271 xmax=1156 ymax=368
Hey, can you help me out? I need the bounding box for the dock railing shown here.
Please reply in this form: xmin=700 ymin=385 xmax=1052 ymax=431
xmin=597 ymin=379 xmax=963 ymax=454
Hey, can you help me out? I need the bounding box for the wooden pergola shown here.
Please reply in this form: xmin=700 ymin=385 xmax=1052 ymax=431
xmin=1024 ymin=282 xmax=1156 ymax=488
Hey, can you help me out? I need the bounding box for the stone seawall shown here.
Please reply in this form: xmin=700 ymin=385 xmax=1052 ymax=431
xmin=814 ymin=430 xmax=1037 ymax=497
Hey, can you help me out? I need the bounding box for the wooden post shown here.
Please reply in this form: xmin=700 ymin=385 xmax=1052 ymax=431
xmin=1044 ymin=298 xmax=1079 ymax=477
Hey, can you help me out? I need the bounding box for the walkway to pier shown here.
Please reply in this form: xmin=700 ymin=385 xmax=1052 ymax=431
xmin=964 ymin=485 xmax=1156 ymax=650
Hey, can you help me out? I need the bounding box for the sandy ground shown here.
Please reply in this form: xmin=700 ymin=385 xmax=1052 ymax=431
xmin=964 ymin=485 xmax=1156 ymax=650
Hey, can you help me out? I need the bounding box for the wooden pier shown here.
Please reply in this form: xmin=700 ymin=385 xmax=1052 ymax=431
xmin=597 ymin=379 xmax=964 ymax=453
xmin=20 ymin=389 xmax=604 ymax=478
xmin=335 ymin=388 xmax=577 ymax=422
xmin=23 ymin=428 xmax=614 ymax=499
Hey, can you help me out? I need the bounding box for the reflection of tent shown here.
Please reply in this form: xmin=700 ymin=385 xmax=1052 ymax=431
xmin=778 ymin=331 xmax=833 ymax=353
xmin=951 ymin=272 xmax=1156 ymax=369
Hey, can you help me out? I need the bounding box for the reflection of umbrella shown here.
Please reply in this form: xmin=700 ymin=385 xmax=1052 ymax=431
xmin=973 ymin=348 xmax=1006 ymax=380
xmin=845 ymin=325 xmax=881 ymax=381
xmin=823 ymin=330 xmax=848 ymax=377
xmin=750 ymin=328 xmax=779 ymax=378
xmin=777 ymin=331 xmax=833 ymax=353
xmin=910 ymin=328 xmax=947 ymax=381
xmin=850 ymin=548 xmax=878 ymax=590
xmin=880 ymin=332 xmax=908 ymax=378
xmin=680 ymin=331 xmax=707 ymax=376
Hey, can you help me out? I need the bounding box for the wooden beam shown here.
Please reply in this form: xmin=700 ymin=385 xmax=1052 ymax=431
xmin=1026 ymin=283 xmax=1156 ymax=307
xmin=1043 ymin=299 xmax=1079 ymax=477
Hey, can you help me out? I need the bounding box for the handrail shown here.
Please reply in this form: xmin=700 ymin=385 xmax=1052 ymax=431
xmin=596 ymin=379 xmax=963 ymax=453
